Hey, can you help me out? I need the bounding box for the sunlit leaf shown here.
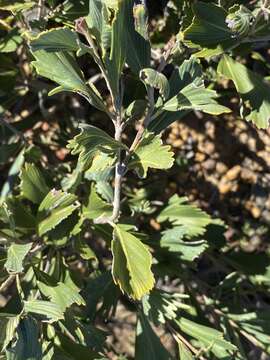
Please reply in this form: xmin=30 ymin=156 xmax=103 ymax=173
xmin=163 ymin=83 xmax=230 ymax=115
xmin=67 ymin=124 xmax=127 ymax=170
xmin=37 ymin=189 xmax=79 ymax=236
xmin=140 ymin=68 xmax=170 ymax=100
xmin=24 ymin=300 xmax=64 ymax=323
xmin=30 ymin=27 xmax=79 ymax=52
xmin=4 ymin=242 xmax=32 ymax=274
xmin=128 ymin=132 xmax=174 ymax=178
xmin=176 ymin=317 xmax=237 ymax=359
xmin=112 ymin=224 xmax=154 ymax=300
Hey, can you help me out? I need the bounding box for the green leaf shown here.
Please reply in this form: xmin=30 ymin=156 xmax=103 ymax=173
xmin=178 ymin=341 xmax=194 ymax=360
xmin=4 ymin=243 xmax=32 ymax=274
xmin=37 ymin=189 xmax=79 ymax=236
xmin=24 ymin=300 xmax=64 ymax=323
xmin=20 ymin=163 xmax=49 ymax=204
xmin=157 ymin=195 xmax=211 ymax=238
xmin=163 ymin=83 xmax=230 ymax=115
xmin=67 ymin=124 xmax=127 ymax=170
xmin=0 ymin=29 xmax=22 ymax=53
xmin=149 ymin=58 xmax=202 ymax=133
xmin=5 ymin=317 xmax=42 ymax=360
xmin=83 ymin=184 xmax=112 ymax=220
xmin=142 ymin=290 xmax=190 ymax=326
xmin=135 ymin=312 xmax=173 ymax=360
xmin=0 ymin=314 xmax=20 ymax=352
xmin=84 ymin=271 xmax=119 ymax=321
xmin=218 ymin=54 xmax=270 ymax=129
xmin=31 ymin=50 xmax=106 ymax=111
xmin=0 ymin=1 xmax=35 ymax=12
xmin=161 ymin=227 xmax=208 ymax=261
xmin=34 ymin=267 xmax=85 ymax=312
xmin=112 ymin=224 xmax=154 ymax=300
xmin=176 ymin=317 xmax=237 ymax=359
xmin=75 ymin=237 xmax=97 ymax=261
xmin=109 ymin=0 xmax=129 ymax=87
xmin=31 ymin=50 xmax=88 ymax=94
xmin=140 ymin=68 xmax=170 ymax=101
xmin=30 ymin=27 xmax=79 ymax=52
xmin=128 ymin=132 xmax=174 ymax=178
xmin=126 ymin=3 xmax=151 ymax=75
xmin=182 ymin=2 xmax=236 ymax=57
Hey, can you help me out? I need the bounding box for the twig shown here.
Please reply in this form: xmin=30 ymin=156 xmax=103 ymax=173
xmin=123 ymin=39 xmax=175 ymax=166
xmin=168 ymin=323 xmax=207 ymax=360
xmin=0 ymin=275 xmax=16 ymax=294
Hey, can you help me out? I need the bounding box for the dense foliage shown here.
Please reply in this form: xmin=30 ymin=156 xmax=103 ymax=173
xmin=1 ymin=0 xmax=270 ymax=359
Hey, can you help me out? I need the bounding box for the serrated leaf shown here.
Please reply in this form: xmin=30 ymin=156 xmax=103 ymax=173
xmin=112 ymin=224 xmax=154 ymax=300
xmin=24 ymin=300 xmax=64 ymax=323
xmin=218 ymin=55 xmax=270 ymax=129
xmin=135 ymin=312 xmax=173 ymax=360
xmin=128 ymin=132 xmax=174 ymax=178
xmin=176 ymin=317 xmax=237 ymax=359
xmin=149 ymin=58 xmax=202 ymax=133
xmin=30 ymin=27 xmax=79 ymax=52
xmin=163 ymin=83 xmax=230 ymax=115
xmin=140 ymin=68 xmax=170 ymax=100
xmin=157 ymin=195 xmax=211 ymax=238
xmin=37 ymin=189 xmax=79 ymax=236
xmin=142 ymin=290 xmax=189 ymax=326
xmin=83 ymin=184 xmax=112 ymax=220
xmin=20 ymin=163 xmax=49 ymax=204
xmin=182 ymin=2 xmax=236 ymax=57
xmin=67 ymin=124 xmax=127 ymax=170
xmin=4 ymin=243 xmax=32 ymax=274
xmin=34 ymin=267 xmax=85 ymax=312
xmin=161 ymin=227 xmax=208 ymax=261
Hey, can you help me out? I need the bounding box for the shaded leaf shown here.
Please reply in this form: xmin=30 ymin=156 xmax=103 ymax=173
xmin=157 ymin=195 xmax=211 ymax=238
xmin=5 ymin=317 xmax=42 ymax=360
xmin=182 ymin=2 xmax=236 ymax=57
xmin=83 ymin=184 xmax=112 ymax=220
xmin=161 ymin=227 xmax=208 ymax=261
xmin=218 ymin=54 xmax=270 ymax=129
xmin=20 ymin=163 xmax=49 ymax=204
xmin=135 ymin=312 xmax=173 ymax=360
xmin=112 ymin=224 xmax=154 ymax=300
